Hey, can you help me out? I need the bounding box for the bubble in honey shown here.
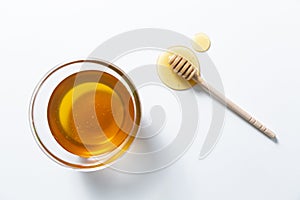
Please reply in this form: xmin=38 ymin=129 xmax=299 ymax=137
xmin=192 ymin=33 xmax=211 ymax=52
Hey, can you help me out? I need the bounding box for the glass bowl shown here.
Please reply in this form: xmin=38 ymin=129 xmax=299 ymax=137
xmin=29 ymin=59 xmax=141 ymax=171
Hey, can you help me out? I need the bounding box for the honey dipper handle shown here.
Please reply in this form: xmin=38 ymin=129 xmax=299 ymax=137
xmin=195 ymin=76 xmax=276 ymax=139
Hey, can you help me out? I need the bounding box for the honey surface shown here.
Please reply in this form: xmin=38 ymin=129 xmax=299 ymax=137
xmin=48 ymin=71 xmax=135 ymax=157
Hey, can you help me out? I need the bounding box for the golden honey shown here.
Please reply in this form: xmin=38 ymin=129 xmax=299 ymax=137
xmin=47 ymin=70 xmax=135 ymax=157
xmin=192 ymin=32 xmax=211 ymax=52
xmin=157 ymin=46 xmax=200 ymax=90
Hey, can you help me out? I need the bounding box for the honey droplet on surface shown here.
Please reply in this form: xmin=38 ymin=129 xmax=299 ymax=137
xmin=192 ymin=32 xmax=211 ymax=52
xmin=157 ymin=46 xmax=200 ymax=90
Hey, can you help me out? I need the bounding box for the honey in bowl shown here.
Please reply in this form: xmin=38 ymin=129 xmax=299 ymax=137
xmin=47 ymin=70 xmax=135 ymax=157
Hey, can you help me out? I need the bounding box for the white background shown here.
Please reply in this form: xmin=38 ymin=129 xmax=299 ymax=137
xmin=1 ymin=0 xmax=300 ymax=199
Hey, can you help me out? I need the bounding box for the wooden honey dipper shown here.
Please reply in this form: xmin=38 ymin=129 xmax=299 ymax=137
xmin=169 ymin=54 xmax=277 ymax=140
